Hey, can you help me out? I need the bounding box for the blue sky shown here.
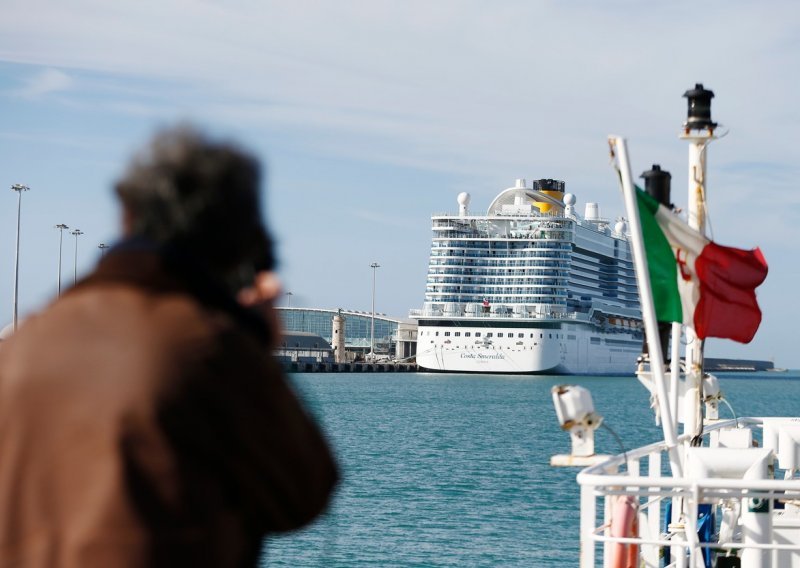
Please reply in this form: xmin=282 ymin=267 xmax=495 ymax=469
xmin=1 ymin=0 xmax=799 ymax=367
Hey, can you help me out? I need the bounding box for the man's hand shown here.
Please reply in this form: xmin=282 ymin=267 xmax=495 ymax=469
xmin=237 ymin=271 xmax=282 ymax=347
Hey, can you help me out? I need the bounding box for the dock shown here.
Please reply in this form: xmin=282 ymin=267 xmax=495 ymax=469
xmin=285 ymin=361 xmax=419 ymax=373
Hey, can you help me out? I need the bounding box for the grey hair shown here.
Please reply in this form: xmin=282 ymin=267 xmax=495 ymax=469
xmin=115 ymin=126 xmax=274 ymax=289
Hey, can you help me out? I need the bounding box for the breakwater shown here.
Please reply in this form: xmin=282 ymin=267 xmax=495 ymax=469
xmin=704 ymin=358 xmax=774 ymax=372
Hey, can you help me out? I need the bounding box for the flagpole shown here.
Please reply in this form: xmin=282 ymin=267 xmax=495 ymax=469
xmin=611 ymin=135 xmax=683 ymax=478
xmin=670 ymin=322 xmax=681 ymax=428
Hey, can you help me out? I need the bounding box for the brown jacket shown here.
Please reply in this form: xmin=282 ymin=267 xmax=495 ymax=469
xmin=0 ymin=246 xmax=338 ymax=567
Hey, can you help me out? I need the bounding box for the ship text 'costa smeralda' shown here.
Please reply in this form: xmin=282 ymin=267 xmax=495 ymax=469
xmin=410 ymin=179 xmax=643 ymax=374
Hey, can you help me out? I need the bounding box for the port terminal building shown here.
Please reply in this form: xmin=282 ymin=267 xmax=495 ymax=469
xmin=276 ymin=308 xmax=417 ymax=362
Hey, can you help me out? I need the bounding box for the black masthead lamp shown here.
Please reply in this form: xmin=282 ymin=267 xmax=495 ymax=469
xmin=683 ymin=83 xmax=717 ymax=132
xmin=640 ymin=164 xmax=672 ymax=208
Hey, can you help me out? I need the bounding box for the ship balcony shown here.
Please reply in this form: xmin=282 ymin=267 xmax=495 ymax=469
xmin=430 ymin=231 xmax=574 ymax=241
xmin=428 ymin=271 xmax=567 ymax=278
xmin=428 ymin=255 xmax=572 ymax=264
xmin=411 ymin=305 xmax=579 ymax=320
xmin=430 ymin=243 xmax=572 ymax=253
xmin=425 ymin=295 xmax=569 ymax=304
xmin=428 ymin=260 xmax=571 ymax=270
xmin=424 ymin=288 xmax=569 ymax=297
xmin=426 ymin=277 xmax=567 ymax=286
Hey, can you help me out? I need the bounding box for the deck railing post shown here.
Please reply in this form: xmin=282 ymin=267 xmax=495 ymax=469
xmin=580 ymin=482 xmax=596 ymax=568
xmin=645 ymin=450 xmax=663 ymax=567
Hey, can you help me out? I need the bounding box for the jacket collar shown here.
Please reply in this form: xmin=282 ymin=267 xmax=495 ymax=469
xmin=74 ymin=238 xmax=270 ymax=342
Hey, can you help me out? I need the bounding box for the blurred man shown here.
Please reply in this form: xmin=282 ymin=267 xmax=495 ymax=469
xmin=0 ymin=127 xmax=338 ymax=567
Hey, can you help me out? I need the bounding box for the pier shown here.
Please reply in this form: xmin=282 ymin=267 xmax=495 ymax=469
xmin=285 ymin=361 xmax=418 ymax=373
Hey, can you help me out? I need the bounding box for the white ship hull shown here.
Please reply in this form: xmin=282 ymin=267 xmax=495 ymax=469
xmin=416 ymin=321 xmax=640 ymax=375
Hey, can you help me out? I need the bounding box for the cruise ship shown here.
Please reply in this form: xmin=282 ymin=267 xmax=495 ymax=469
xmin=410 ymin=178 xmax=643 ymax=374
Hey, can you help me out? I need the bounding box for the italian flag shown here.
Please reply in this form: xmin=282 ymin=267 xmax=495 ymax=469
xmin=636 ymin=187 xmax=768 ymax=343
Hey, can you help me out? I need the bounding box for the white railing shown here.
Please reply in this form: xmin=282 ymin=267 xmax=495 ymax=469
xmin=576 ymin=417 xmax=800 ymax=567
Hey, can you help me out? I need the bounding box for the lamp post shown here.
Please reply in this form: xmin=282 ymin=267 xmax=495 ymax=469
xmin=285 ymin=291 xmax=293 ymax=308
xmin=98 ymin=243 xmax=109 ymax=257
xmin=369 ymin=262 xmax=380 ymax=360
xmin=55 ymin=224 xmax=69 ymax=297
xmin=11 ymin=184 xmax=30 ymax=332
xmin=71 ymin=229 xmax=83 ymax=285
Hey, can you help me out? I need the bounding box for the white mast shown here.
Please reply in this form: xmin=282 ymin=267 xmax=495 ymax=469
xmin=680 ymin=84 xmax=718 ymax=437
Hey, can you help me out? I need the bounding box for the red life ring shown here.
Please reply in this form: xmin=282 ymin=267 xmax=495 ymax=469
xmin=609 ymin=494 xmax=639 ymax=568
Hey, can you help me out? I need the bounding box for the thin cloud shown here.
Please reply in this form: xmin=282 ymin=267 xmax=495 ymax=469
xmin=14 ymin=67 xmax=73 ymax=98
xmin=351 ymin=209 xmax=410 ymax=229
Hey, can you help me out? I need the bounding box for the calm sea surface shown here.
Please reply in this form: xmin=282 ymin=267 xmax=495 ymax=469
xmin=262 ymin=371 xmax=800 ymax=566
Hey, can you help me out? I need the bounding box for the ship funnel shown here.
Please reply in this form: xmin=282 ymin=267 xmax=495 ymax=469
xmin=683 ymin=83 xmax=717 ymax=132
xmin=640 ymin=164 xmax=671 ymax=207
xmin=533 ymin=179 xmax=565 ymax=214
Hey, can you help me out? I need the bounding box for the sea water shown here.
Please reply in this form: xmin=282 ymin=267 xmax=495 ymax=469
xmin=263 ymin=371 xmax=800 ymax=566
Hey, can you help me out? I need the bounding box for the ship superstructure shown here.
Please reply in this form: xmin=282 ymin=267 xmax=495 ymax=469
xmin=411 ymin=178 xmax=642 ymax=374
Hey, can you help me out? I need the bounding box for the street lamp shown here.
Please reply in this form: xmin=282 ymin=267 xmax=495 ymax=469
xmin=55 ymin=224 xmax=69 ymax=297
xmin=11 ymin=184 xmax=30 ymax=332
xmin=369 ymin=262 xmax=380 ymax=360
xmin=98 ymin=243 xmax=109 ymax=257
xmin=71 ymin=229 xmax=84 ymax=285
xmin=285 ymin=291 xmax=293 ymax=308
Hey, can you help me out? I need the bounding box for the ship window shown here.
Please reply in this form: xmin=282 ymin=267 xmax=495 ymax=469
xmin=549 ymin=334 xmax=552 ymax=339
xmin=518 ymin=333 xmax=524 ymax=338
xmin=444 ymin=332 xmax=450 ymax=337
xmin=540 ymin=334 xmax=543 ymax=338
xmin=487 ymin=333 xmax=493 ymax=338
xmin=497 ymin=333 xmax=503 ymax=338
xmin=455 ymin=332 xmax=461 ymax=337
xmin=475 ymin=332 xmax=482 ymax=337
xmin=435 ymin=332 xmax=439 ymax=336
xmin=465 ymin=332 xmax=471 ymax=337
